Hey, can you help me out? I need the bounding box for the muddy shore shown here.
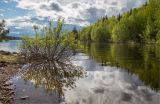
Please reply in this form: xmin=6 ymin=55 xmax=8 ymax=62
xmin=0 ymin=51 xmax=22 ymax=104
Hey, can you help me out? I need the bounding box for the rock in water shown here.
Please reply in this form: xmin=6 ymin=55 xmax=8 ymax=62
xmin=20 ymin=96 xmax=29 ymax=100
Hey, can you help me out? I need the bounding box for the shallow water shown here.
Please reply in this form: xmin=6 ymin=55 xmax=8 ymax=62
xmin=12 ymin=76 xmax=61 ymax=104
xmin=0 ymin=40 xmax=20 ymax=52
xmin=0 ymin=41 xmax=160 ymax=104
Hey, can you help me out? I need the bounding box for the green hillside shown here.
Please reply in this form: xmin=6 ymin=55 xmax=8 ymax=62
xmin=78 ymin=0 xmax=160 ymax=44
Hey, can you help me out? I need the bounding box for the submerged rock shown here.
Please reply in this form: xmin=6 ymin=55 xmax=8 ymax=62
xmin=20 ymin=96 xmax=29 ymax=100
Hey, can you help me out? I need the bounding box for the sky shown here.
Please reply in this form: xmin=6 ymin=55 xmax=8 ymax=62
xmin=0 ymin=0 xmax=146 ymax=36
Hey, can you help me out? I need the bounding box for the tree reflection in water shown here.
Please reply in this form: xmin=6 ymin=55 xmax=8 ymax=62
xmin=21 ymin=62 xmax=85 ymax=101
xmin=80 ymin=43 xmax=160 ymax=90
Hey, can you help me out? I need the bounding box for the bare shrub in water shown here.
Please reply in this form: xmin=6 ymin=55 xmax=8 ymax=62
xmin=20 ymin=19 xmax=76 ymax=65
xmin=20 ymin=19 xmax=85 ymax=100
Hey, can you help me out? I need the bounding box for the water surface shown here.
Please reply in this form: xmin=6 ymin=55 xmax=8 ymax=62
xmin=0 ymin=40 xmax=20 ymax=52
xmin=0 ymin=41 xmax=159 ymax=104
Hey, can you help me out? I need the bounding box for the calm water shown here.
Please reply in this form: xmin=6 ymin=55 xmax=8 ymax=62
xmin=0 ymin=41 xmax=160 ymax=104
xmin=0 ymin=40 xmax=20 ymax=52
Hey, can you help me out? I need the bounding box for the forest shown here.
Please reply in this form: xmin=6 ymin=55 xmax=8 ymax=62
xmin=78 ymin=0 xmax=160 ymax=44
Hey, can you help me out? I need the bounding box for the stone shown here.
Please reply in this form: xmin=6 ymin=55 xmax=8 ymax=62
xmin=0 ymin=61 xmax=7 ymax=67
xmin=20 ymin=96 xmax=29 ymax=100
xmin=2 ymin=83 xmax=12 ymax=86
xmin=0 ymin=51 xmax=11 ymax=55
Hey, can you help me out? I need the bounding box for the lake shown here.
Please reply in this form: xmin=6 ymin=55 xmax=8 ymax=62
xmin=0 ymin=40 xmax=159 ymax=104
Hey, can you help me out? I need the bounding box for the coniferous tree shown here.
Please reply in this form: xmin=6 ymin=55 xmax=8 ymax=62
xmin=72 ymin=26 xmax=78 ymax=40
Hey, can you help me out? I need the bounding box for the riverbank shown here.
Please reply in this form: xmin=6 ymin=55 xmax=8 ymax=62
xmin=0 ymin=51 xmax=22 ymax=104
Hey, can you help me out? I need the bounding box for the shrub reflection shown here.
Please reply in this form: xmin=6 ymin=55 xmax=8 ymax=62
xmin=22 ymin=62 xmax=84 ymax=97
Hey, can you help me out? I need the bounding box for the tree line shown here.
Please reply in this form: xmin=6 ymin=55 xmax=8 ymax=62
xmin=77 ymin=0 xmax=160 ymax=44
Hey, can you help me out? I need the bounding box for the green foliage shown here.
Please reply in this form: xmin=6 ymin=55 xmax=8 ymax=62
xmin=91 ymin=21 xmax=110 ymax=42
xmin=79 ymin=0 xmax=160 ymax=44
xmin=112 ymin=19 xmax=130 ymax=42
xmin=156 ymin=31 xmax=160 ymax=45
xmin=20 ymin=20 xmax=85 ymax=96
xmin=20 ymin=19 xmax=76 ymax=63
xmin=79 ymin=26 xmax=92 ymax=42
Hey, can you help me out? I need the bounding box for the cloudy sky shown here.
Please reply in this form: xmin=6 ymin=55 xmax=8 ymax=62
xmin=0 ymin=0 xmax=146 ymax=36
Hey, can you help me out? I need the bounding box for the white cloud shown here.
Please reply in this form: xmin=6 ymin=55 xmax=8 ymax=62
xmin=6 ymin=16 xmax=41 ymax=29
xmin=15 ymin=0 xmax=146 ymax=26
xmin=3 ymin=0 xmax=9 ymax=3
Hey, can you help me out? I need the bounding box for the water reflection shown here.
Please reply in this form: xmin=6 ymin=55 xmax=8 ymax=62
xmin=2 ymin=41 xmax=159 ymax=104
xmin=12 ymin=52 xmax=159 ymax=104
xmin=22 ymin=62 xmax=84 ymax=100
xmin=64 ymin=53 xmax=160 ymax=104
xmin=0 ymin=40 xmax=20 ymax=52
xmin=80 ymin=43 xmax=160 ymax=90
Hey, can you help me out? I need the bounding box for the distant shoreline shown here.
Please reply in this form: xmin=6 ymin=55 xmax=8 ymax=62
xmin=0 ymin=36 xmax=22 ymax=41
